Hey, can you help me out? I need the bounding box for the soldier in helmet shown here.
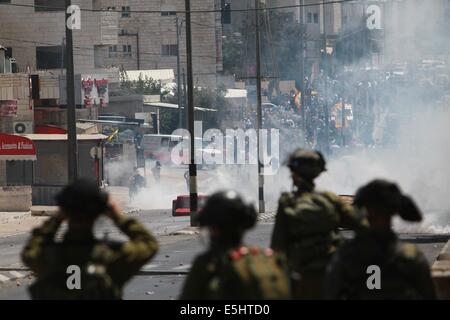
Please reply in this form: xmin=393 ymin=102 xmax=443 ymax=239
xmin=324 ymin=179 xmax=437 ymax=300
xmin=271 ymin=148 xmax=367 ymax=299
xmin=180 ymin=190 xmax=291 ymax=300
xmin=21 ymin=179 xmax=159 ymax=300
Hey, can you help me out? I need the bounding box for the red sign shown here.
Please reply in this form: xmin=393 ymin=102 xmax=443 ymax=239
xmin=0 ymin=134 xmax=37 ymax=161
xmin=0 ymin=100 xmax=18 ymax=116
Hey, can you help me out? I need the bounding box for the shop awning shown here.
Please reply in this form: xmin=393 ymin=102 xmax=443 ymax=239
xmin=0 ymin=134 xmax=37 ymax=161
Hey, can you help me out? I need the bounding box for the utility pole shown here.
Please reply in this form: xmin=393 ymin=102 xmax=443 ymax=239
xmin=66 ymin=0 xmax=78 ymax=182
xmin=299 ymin=0 xmax=306 ymax=144
xmin=182 ymin=68 xmax=187 ymax=129
xmin=185 ymin=0 xmax=198 ymax=226
xmin=322 ymin=0 xmax=330 ymax=155
xmin=255 ymin=0 xmax=265 ymax=214
xmin=176 ymin=16 xmax=183 ymax=130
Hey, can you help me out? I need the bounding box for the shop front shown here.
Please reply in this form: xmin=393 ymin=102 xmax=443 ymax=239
xmin=0 ymin=133 xmax=36 ymax=211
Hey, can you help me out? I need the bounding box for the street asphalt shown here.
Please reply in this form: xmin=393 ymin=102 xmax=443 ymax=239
xmin=0 ymin=209 xmax=447 ymax=300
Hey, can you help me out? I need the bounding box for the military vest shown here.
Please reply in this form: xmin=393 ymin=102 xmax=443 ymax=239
xmin=28 ymin=242 xmax=122 ymax=300
xmin=279 ymin=191 xmax=342 ymax=271
xmin=207 ymin=246 xmax=291 ymax=300
xmin=343 ymin=240 xmax=429 ymax=300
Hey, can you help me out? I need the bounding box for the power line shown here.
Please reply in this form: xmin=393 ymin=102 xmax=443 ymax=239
xmin=2 ymin=0 xmax=358 ymax=14
xmin=0 ymin=37 xmax=218 ymax=60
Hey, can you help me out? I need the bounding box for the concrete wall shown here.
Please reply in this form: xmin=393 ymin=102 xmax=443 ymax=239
xmin=0 ymin=186 xmax=32 ymax=212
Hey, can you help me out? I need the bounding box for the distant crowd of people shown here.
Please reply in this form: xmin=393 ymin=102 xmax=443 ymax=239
xmin=240 ymin=63 xmax=449 ymax=157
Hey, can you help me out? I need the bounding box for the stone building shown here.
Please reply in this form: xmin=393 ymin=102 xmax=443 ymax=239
xmin=0 ymin=0 xmax=119 ymax=74
xmin=0 ymin=0 xmax=223 ymax=86
xmin=92 ymin=0 xmax=223 ymax=86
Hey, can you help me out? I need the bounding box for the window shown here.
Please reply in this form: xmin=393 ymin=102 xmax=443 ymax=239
xmin=35 ymin=0 xmax=65 ymax=12
xmin=120 ymin=29 xmax=128 ymax=35
xmin=109 ymin=45 xmax=118 ymax=58
xmin=123 ymin=45 xmax=132 ymax=57
xmin=222 ymin=2 xmax=231 ymax=24
xmin=5 ymin=47 xmax=12 ymax=59
xmin=307 ymin=12 xmax=313 ymax=23
xmin=107 ymin=6 xmax=116 ymax=10
xmin=161 ymin=4 xmax=176 ymax=16
xmin=0 ymin=0 xmax=12 ymax=4
xmin=161 ymin=44 xmax=178 ymax=56
xmin=313 ymin=13 xmax=319 ymax=24
xmin=161 ymin=11 xmax=176 ymax=16
xmin=121 ymin=6 xmax=131 ymax=18
xmin=36 ymin=46 xmax=65 ymax=70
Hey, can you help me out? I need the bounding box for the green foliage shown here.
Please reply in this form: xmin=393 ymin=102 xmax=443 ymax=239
xmin=221 ymin=12 xmax=303 ymax=82
xmin=118 ymin=68 xmax=168 ymax=96
xmin=266 ymin=12 xmax=303 ymax=82
xmin=117 ymin=68 xmax=227 ymax=132
xmin=222 ymin=33 xmax=245 ymax=76
xmin=159 ymin=108 xmax=180 ymax=134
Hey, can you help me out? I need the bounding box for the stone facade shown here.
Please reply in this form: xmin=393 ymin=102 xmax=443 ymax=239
xmin=0 ymin=0 xmax=222 ymax=87
xmin=0 ymin=0 xmax=119 ymax=74
xmin=92 ymin=0 xmax=223 ymax=86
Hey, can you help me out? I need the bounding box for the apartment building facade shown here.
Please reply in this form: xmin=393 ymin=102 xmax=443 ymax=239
xmin=0 ymin=0 xmax=223 ymax=86
xmin=0 ymin=0 xmax=119 ymax=74
xmin=338 ymin=0 xmax=450 ymax=67
xmin=93 ymin=0 xmax=223 ymax=86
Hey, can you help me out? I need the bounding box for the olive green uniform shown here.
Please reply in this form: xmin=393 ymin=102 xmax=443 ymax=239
xmin=180 ymin=245 xmax=290 ymax=300
xmin=21 ymin=215 xmax=159 ymax=299
xmin=271 ymin=186 xmax=367 ymax=299
xmin=324 ymin=228 xmax=436 ymax=299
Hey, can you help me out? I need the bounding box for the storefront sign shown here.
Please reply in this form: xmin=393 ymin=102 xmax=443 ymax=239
xmin=0 ymin=134 xmax=37 ymax=161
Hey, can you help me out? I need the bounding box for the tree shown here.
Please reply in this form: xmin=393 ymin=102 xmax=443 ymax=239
xmin=222 ymin=32 xmax=245 ymax=77
xmin=118 ymin=68 xmax=229 ymax=133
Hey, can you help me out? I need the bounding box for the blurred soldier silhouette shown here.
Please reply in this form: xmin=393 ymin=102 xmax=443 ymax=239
xmin=129 ymin=167 xmax=146 ymax=201
xmin=184 ymin=170 xmax=189 ymax=192
xmin=271 ymin=148 xmax=367 ymax=299
xmin=324 ymin=180 xmax=437 ymax=300
xmin=21 ymin=179 xmax=158 ymax=300
xmin=180 ymin=191 xmax=291 ymax=300
xmin=151 ymin=161 xmax=161 ymax=184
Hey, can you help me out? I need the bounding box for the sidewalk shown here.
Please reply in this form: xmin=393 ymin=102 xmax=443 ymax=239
xmin=0 ymin=212 xmax=47 ymax=238
xmin=432 ymin=238 xmax=450 ymax=299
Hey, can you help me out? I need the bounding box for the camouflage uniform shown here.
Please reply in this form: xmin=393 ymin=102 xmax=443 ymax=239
xmin=180 ymin=245 xmax=290 ymax=300
xmin=21 ymin=214 xmax=159 ymax=300
xmin=271 ymin=182 xmax=367 ymax=299
xmin=180 ymin=190 xmax=291 ymax=300
xmin=324 ymin=228 xmax=436 ymax=300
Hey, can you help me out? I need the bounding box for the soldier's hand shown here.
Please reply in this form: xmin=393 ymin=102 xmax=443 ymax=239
xmin=106 ymin=198 xmax=123 ymax=221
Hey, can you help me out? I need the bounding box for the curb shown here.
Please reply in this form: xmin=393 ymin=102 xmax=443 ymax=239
xmin=169 ymin=227 xmax=200 ymax=236
xmin=432 ymin=238 xmax=450 ymax=299
xmin=30 ymin=206 xmax=58 ymax=217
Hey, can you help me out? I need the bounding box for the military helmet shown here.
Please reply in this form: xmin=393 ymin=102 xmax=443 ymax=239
xmin=354 ymin=179 xmax=422 ymax=222
xmin=286 ymin=148 xmax=326 ymax=180
xmin=198 ymin=191 xmax=257 ymax=231
xmin=56 ymin=179 xmax=109 ymax=219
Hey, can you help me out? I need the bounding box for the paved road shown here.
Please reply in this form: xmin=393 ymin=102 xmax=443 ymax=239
xmin=0 ymin=210 xmax=447 ymax=300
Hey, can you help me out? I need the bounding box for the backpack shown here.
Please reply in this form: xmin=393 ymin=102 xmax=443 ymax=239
xmin=208 ymin=246 xmax=291 ymax=300
xmin=279 ymin=191 xmax=342 ymax=270
xmin=281 ymin=191 xmax=340 ymax=236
